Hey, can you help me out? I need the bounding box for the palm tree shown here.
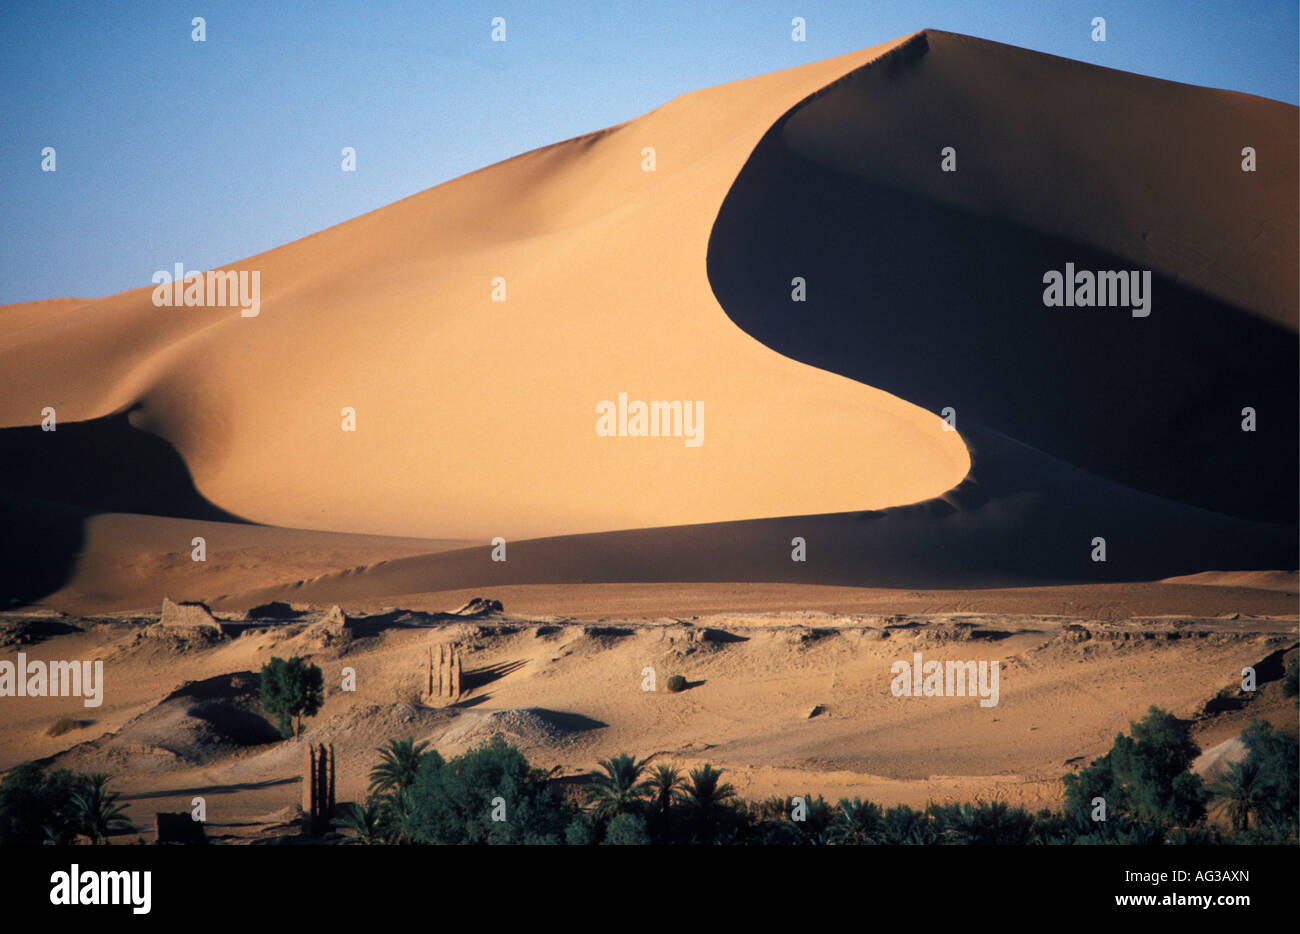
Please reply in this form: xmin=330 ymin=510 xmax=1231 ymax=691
xmin=644 ymin=763 xmax=687 ymax=832
xmin=879 ymin=804 xmax=939 ymax=845
xmin=42 ymin=822 xmax=76 ymax=846
xmin=832 ymin=797 xmax=883 ymax=845
xmin=368 ymin=737 xmax=431 ymax=796
xmin=70 ymin=774 xmax=131 ymax=844
xmin=588 ymin=753 xmax=653 ymax=820
xmin=684 ymin=763 xmax=736 ymax=842
xmin=685 ymin=764 xmax=735 ymax=810
xmin=1211 ymin=760 xmax=1260 ymax=832
xmin=367 ymin=738 xmax=437 ymax=843
xmin=337 ymin=798 xmax=386 ymax=845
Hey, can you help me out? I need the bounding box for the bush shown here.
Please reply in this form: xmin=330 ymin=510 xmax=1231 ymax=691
xmin=0 ymin=763 xmax=86 ymax=845
xmin=404 ymin=735 xmax=572 ymax=844
xmin=46 ymin=717 xmax=87 ymax=738
xmin=70 ymin=773 xmax=132 ymax=844
xmin=665 ymin=675 xmax=687 ymax=693
xmin=0 ymin=764 xmax=130 ymax=844
xmin=1237 ymin=719 xmax=1298 ymax=837
xmin=602 ymin=812 xmax=651 ymax=845
xmin=565 ymin=813 xmax=597 ymax=846
xmin=1064 ymin=706 xmax=1206 ymax=827
xmin=259 ymin=656 xmax=324 ymax=738
xmin=1283 ymin=661 xmax=1298 ymax=700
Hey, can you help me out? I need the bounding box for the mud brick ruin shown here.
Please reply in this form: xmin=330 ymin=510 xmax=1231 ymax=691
xmin=155 ymin=811 xmax=206 ymax=844
xmin=302 ymin=742 xmax=336 ymax=836
xmin=424 ymin=643 xmax=463 ymax=705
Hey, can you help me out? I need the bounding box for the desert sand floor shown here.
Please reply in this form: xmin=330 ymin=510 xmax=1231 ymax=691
xmin=2 ymin=582 xmax=1293 ymax=842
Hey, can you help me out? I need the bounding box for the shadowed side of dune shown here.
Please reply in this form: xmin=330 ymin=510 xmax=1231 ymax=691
xmin=709 ymin=152 xmax=1297 ymax=521
xmin=0 ymin=495 xmax=86 ymax=608
xmin=0 ymin=408 xmax=247 ymax=605
xmin=708 ymin=30 xmax=1297 ymax=523
xmin=0 ymin=408 xmax=247 ymax=522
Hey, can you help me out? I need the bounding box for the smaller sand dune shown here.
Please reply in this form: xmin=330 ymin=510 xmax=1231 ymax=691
xmin=1193 ymin=736 xmax=1247 ymax=785
xmin=436 ymin=708 xmax=604 ymax=755
xmin=46 ymin=672 xmax=280 ymax=775
xmin=1162 ymin=570 xmax=1299 ymax=593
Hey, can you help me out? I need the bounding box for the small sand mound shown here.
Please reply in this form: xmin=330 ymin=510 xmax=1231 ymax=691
xmin=438 ymin=708 xmax=599 ymax=749
xmin=49 ymin=672 xmax=279 ymax=774
xmin=305 ymin=702 xmax=451 ymax=749
xmin=1193 ymin=736 xmax=1248 ymax=785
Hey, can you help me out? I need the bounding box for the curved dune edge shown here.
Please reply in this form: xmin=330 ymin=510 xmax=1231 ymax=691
xmin=0 ymin=32 xmax=969 ymax=542
xmin=192 ymin=422 xmax=1293 ymax=612
xmin=708 ymin=29 xmax=1297 ymax=523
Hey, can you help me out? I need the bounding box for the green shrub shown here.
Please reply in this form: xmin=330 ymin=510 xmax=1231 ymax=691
xmin=832 ymin=797 xmax=884 ymax=844
xmin=928 ymin=800 xmax=1036 ymax=845
xmin=602 ymin=812 xmax=651 ymax=845
xmin=565 ymin=813 xmax=597 ymax=846
xmin=0 ymin=762 xmax=86 ymax=845
xmin=404 ymin=735 xmax=572 ymax=844
xmin=665 ymin=675 xmax=687 ymax=693
xmin=259 ymin=656 xmax=324 ymax=738
xmin=1064 ymin=706 xmax=1206 ymax=827
xmin=1237 ymin=719 xmax=1298 ymax=837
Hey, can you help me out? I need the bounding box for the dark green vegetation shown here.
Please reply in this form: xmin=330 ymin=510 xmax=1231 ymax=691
xmin=0 ymin=764 xmax=131 ymax=844
xmin=2 ymin=707 xmax=1292 ymax=845
xmin=259 ymin=656 xmax=325 ymax=738
xmin=337 ymin=708 xmax=1296 ymax=845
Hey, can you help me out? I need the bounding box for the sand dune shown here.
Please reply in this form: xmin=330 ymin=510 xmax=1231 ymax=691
xmin=1 ymin=29 xmax=1294 ymax=612
xmin=1 ymin=34 xmax=966 ymax=549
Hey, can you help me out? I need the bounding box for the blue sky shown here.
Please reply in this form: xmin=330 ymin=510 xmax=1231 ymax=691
xmin=1 ymin=0 xmax=1296 ymax=304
